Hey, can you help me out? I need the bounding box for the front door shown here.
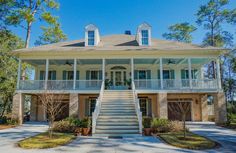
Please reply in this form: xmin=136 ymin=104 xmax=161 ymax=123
xmin=111 ymin=70 xmax=127 ymax=89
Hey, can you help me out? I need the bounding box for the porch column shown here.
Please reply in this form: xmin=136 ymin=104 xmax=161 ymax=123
xmin=102 ymin=58 xmax=105 ymax=81
xmin=17 ymin=59 xmax=22 ymax=89
xmin=73 ymin=58 xmax=77 ymax=90
xmin=45 ymin=59 xmax=49 ymax=90
xmin=158 ymin=92 xmax=168 ymax=119
xmin=188 ymin=58 xmax=192 ymax=89
xmin=213 ymin=92 xmax=227 ymax=124
xmin=201 ymin=94 xmax=208 ymax=121
xmin=160 ymin=58 xmax=163 ymax=89
xmin=216 ymin=58 xmax=222 ymax=89
xmin=131 ymin=58 xmax=134 ymax=81
xmin=12 ymin=93 xmax=25 ymax=124
xmin=69 ymin=93 xmax=79 ymax=117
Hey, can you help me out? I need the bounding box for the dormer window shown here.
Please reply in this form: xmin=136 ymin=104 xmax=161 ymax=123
xmin=136 ymin=22 xmax=151 ymax=46
xmin=141 ymin=30 xmax=149 ymax=45
xmin=88 ymin=31 xmax=95 ymax=46
xmin=85 ymin=24 xmax=100 ymax=46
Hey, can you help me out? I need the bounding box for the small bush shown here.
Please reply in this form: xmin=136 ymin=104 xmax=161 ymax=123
xmin=0 ymin=116 xmax=7 ymax=124
xmin=143 ymin=117 xmax=152 ymax=128
xmin=80 ymin=117 xmax=91 ymax=128
xmin=64 ymin=117 xmax=81 ymax=127
xmin=151 ymin=118 xmax=170 ymax=133
xmin=0 ymin=116 xmax=18 ymax=125
xmin=169 ymin=121 xmax=184 ymax=132
xmin=53 ymin=120 xmax=75 ymax=133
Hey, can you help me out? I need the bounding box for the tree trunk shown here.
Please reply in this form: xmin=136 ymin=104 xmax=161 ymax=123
xmin=183 ymin=113 xmax=186 ymax=139
xmin=25 ymin=22 xmax=32 ymax=48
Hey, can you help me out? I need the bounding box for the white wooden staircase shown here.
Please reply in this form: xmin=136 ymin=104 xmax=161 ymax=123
xmin=93 ymin=90 xmax=141 ymax=137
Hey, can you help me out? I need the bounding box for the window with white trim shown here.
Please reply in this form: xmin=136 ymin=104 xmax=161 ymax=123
xmin=88 ymin=31 xmax=95 ymax=46
xmin=141 ymin=30 xmax=149 ymax=45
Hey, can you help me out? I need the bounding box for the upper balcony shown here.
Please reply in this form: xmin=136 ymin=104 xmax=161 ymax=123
xmin=16 ymin=58 xmax=222 ymax=93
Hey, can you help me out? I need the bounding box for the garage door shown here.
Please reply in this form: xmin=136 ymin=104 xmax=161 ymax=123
xmin=168 ymin=101 xmax=192 ymax=121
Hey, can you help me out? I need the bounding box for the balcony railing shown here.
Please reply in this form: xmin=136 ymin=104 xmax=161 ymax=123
xmin=134 ymin=79 xmax=218 ymax=90
xmin=18 ymin=80 xmax=102 ymax=90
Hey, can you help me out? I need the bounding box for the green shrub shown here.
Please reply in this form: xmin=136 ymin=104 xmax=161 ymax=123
xmin=0 ymin=116 xmax=7 ymax=124
xmin=64 ymin=117 xmax=81 ymax=127
xmin=143 ymin=117 xmax=152 ymax=128
xmin=53 ymin=120 xmax=75 ymax=133
xmin=6 ymin=118 xmax=18 ymax=125
xmin=0 ymin=116 xmax=18 ymax=125
xmin=80 ymin=117 xmax=91 ymax=128
xmin=151 ymin=118 xmax=170 ymax=133
xmin=169 ymin=121 xmax=184 ymax=132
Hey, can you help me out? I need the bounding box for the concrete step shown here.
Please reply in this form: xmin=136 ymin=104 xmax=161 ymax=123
xmin=100 ymin=110 xmax=135 ymax=113
xmin=95 ymin=129 xmax=139 ymax=134
xmin=93 ymin=133 xmax=141 ymax=137
xmin=98 ymin=115 xmax=137 ymax=119
xmin=100 ymin=112 xmax=136 ymax=116
xmin=101 ymin=107 xmax=135 ymax=110
xmin=96 ymin=125 xmax=138 ymax=130
xmin=97 ymin=122 xmax=138 ymax=126
xmin=102 ymin=103 xmax=134 ymax=106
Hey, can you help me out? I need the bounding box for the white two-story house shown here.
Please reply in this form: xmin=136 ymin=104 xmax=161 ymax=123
xmin=12 ymin=23 xmax=227 ymax=136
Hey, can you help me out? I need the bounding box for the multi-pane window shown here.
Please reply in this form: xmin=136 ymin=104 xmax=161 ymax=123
xmin=90 ymin=71 xmax=99 ymax=80
xmin=88 ymin=31 xmax=95 ymax=46
xmin=181 ymin=69 xmax=198 ymax=79
xmin=39 ymin=71 xmax=56 ymax=80
xmin=139 ymin=98 xmax=152 ymax=116
xmin=85 ymin=98 xmax=97 ymax=116
xmin=163 ymin=70 xmax=175 ymax=79
xmin=141 ymin=30 xmax=149 ymax=45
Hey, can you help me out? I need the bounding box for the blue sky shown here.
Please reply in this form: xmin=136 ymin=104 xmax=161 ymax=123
xmin=10 ymin=0 xmax=236 ymax=47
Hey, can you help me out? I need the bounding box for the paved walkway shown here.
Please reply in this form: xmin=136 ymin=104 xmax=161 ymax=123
xmin=187 ymin=122 xmax=236 ymax=153
xmin=0 ymin=122 xmax=235 ymax=153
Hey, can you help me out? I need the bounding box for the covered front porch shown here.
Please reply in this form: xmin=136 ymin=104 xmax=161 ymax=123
xmin=17 ymin=57 xmax=222 ymax=92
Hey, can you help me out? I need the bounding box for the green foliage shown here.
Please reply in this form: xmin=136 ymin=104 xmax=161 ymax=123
xmin=0 ymin=29 xmax=24 ymax=117
xmin=196 ymin=0 xmax=233 ymax=47
xmin=142 ymin=117 xmax=152 ymax=128
xmin=151 ymin=118 xmax=170 ymax=133
xmin=1 ymin=0 xmax=63 ymax=47
xmin=162 ymin=22 xmax=197 ymax=43
xmin=80 ymin=117 xmax=91 ymax=128
xmin=53 ymin=120 xmax=75 ymax=133
xmin=35 ymin=23 xmax=67 ymax=46
xmin=0 ymin=116 xmax=18 ymax=125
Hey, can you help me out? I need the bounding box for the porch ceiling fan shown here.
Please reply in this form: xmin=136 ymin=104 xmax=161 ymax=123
xmin=65 ymin=60 xmax=72 ymax=66
xmin=167 ymin=59 xmax=176 ymax=65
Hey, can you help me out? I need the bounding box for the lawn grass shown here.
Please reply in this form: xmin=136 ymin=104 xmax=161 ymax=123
xmin=18 ymin=132 xmax=76 ymax=149
xmin=159 ymin=131 xmax=217 ymax=150
xmin=0 ymin=124 xmax=15 ymax=130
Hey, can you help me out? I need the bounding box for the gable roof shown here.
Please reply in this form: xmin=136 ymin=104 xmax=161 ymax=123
xmin=13 ymin=34 xmax=226 ymax=53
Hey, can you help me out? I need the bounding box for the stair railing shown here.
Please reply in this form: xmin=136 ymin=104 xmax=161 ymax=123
xmin=132 ymin=81 xmax=142 ymax=134
xmin=92 ymin=81 xmax=105 ymax=134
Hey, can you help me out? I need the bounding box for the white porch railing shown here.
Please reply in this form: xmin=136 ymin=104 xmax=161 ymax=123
xmin=132 ymin=81 xmax=142 ymax=134
xmin=92 ymin=81 xmax=105 ymax=134
xmin=75 ymin=80 xmax=102 ymax=90
xmin=19 ymin=80 xmax=45 ymax=90
xmin=134 ymin=79 xmax=218 ymax=90
xmin=47 ymin=80 xmax=74 ymax=90
xmin=18 ymin=80 xmax=102 ymax=90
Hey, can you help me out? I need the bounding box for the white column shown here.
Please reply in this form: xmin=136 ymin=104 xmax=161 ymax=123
xmin=45 ymin=59 xmax=49 ymax=90
xmin=216 ymin=58 xmax=222 ymax=89
xmin=131 ymin=58 xmax=134 ymax=81
xmin=17 ymin=59 xmax=22 ymax=89
xmin=160 ymin=58 xmax=163 ymax=89
xmin=188 ymin=58 xmax=192 ymax=89
xmin=102 ymin=58 xmax=105 ymax=81
xmin=73 ymin=58 xmax=77 ymax=90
